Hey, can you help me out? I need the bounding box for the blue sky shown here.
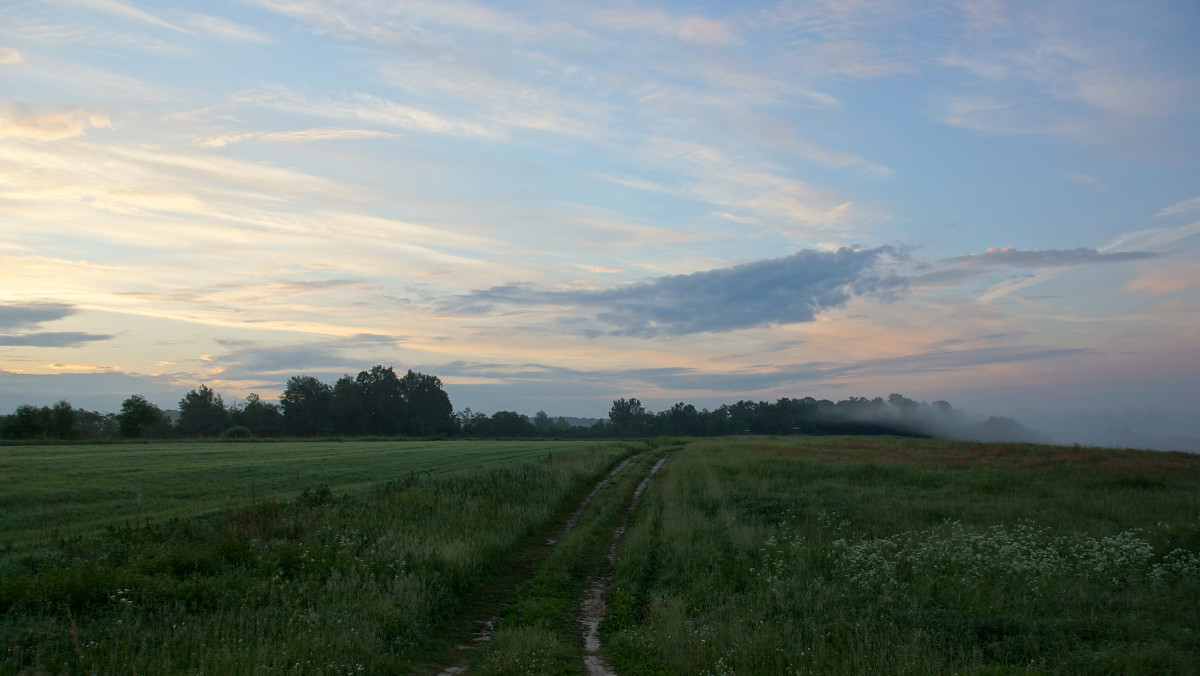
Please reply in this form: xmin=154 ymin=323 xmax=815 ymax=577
xmin=2 ymin=0 xmax=1198 ymax=446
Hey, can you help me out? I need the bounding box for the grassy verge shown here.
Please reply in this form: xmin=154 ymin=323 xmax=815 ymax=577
xmin=603 ymin=436 xmax=1200 ymax=674
xmin=1 ymin=441 xmax=640 ymax=674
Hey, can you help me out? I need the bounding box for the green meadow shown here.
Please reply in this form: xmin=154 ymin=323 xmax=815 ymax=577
xmin=2 ymin=436 xmax=1198 ymax=674
xmin=604 ymin=437 xmax=1200 ymax=675
xmin=0 ymin=439 xmax=603 ymax=558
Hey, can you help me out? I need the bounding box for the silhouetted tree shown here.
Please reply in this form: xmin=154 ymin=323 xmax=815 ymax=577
xmin=281 ymin=375 xmax=334 ymax=436
xmin=177 ymin=384 xmax=229 ymax=437
xmin=482 ymin=410 xmax=536 ymax=437
xmin=331 ymin=375 xmax=366 ymax=436
xmin=608 ymin=397 xmax=648 ymax=436
xmin=232 ymin=393 xmax=283 ymax=437
xmin=1 ymin=404 xmax=52 ymax=439
xmin=399 ymin=369 xmax=454 ymax=435
xmin=354 ymin=366 xmax=404 ymax=435
xmin=118 ymin=395 xmax=164 ymax=439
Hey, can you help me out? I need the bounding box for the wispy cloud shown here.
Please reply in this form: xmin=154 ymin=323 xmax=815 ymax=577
xmin=0 ymin=47 xmax=24 ymax=64
xmin=185 ymin=13 xmax=273 ymax=44
xmin=437 ymin=343 xmax=1092 ymax=395
xmin=1158 ymin=196 xmax=1200 ymax=218
xmin=1067 ymin=172 xmax=1101 ymax=186
xmin=213 ymin=334 xmax=401 ymax=377
xmin=588 ymin=6 xmax=738 ymax=46
xmin=935 ymin=1 xmax=1187 ymax=139
xmin=0 ymin=332 xmax=114 ymax=347
xmin=56 ymin=0 xmax=187 ymax=33
xmin=232 ymin=88 xmax=501 ymax=139
xmin=0 ymin=101 xmax=111 ymax=141
xmin=197 ymin=127 xmax=395 ymax=148
xmin=945 ymin=246 xmax=1159 ymax=268
xmin=440 ymin=247 xmax=906 ymax=336
xmin=1126 ymin=264 xmax=1200 ymax=298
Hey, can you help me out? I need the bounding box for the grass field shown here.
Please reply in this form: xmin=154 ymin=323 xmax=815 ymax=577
xmin=603 ymin=437 xmax=1200 ymax=674
xmin=0 ymin=439 xmax=604 ymax=558
xmin=0 ymin=438 xmax=644 ymax=673
xmin=2 ymin=436 xmax=1198 ymax=674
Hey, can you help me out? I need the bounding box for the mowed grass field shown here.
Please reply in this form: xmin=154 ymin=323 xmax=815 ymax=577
xmin=2 ymin=436 xmax=1198 ymax=674
xmin=0 ymin=439 xmax=603 ymax=557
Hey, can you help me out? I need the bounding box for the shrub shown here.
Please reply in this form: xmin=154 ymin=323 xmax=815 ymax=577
xmin=223 ymin=425 xmax=253 ymax=439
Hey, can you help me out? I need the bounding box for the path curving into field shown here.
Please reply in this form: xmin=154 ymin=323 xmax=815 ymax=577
xmin=434 ymin=454 xmax=638 ymax=675
xmin=580 ymin=455 xmax=668 ymax=676
xmin=549 ymin=456 xmax=635 ymax=544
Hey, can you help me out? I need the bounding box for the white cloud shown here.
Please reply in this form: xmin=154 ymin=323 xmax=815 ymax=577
xmin=0 ymin=101 xmax=112 ymax=141
xmin=0 ymin=47 xmax=24 ymax=65
xmin=1158 ymin=196 xmax=1200 ymax=218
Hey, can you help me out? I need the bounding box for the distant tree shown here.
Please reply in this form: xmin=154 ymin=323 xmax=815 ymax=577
xmin=484 ymin=410 xmax=536 ymax=437
xmin=76 ymin=409 xmax=117 ymax=439
xmin=233 ymin=393 xmax=283 ymax=437
xmin=49 ymin=400 xmax=78 ymax=439
xmin=355 ymin=366 xmax=405 ymax=435
xmin=331 ymin=375 xmax=366 ymax=436
xmin=608 ymin=398 xmax=648 ymax=436
xmin=658 ymin=402 xmax=700 ymax=436
xmin=281 ymin=376 xmax=334 ymax=436
xmin=118 ymin=395 xmax=164 ymax=439
xmin=533 ymin=410 xmax=553 ymax=435
xmin=1 ymin=404 xmax=52 ymax=439
xmin=455 ymin=407 xmax=486 ymax=436
xmin=177 ymin=384 xmax=229 ymax=437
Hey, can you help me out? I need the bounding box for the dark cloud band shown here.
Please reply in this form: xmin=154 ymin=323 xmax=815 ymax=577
xmin=441 ymin=247 xmax=906 ymax=336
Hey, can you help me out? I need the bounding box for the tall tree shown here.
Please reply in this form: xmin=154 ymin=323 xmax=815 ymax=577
xmin=281 ymin=376 xmax=334 ymax=436
xmin=233 ymin=393 xmax=283 ymax=437
xmin=355 ymin=366 xmax=404 ymax=436
xmin=118 ymin=395 xmax=164 ymax=439
xmin=399 ymin=369 xmax=454 ymax=435
xmin=177 ymin=384 xmax=229 ymax=437
xmin=608 ymin=397 xmax=648 ymax=436
xmin=331 ymin=375 xmax=366 ymax=436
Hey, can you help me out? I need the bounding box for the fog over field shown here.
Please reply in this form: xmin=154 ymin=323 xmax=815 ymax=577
xmin=1 ymin=1 xmax=1198 ymax=451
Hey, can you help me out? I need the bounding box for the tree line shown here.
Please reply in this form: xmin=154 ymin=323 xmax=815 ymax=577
xmin=0 ymin=368 xmax=1038 ymax=443
xmin=592 ymin=394 xmax=1042 ymax=443
xmin=0 ymin=366 xmax=454 ymax=440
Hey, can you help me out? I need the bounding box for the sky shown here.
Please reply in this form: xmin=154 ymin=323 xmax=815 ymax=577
xmin=2 ymin=0 xmax=1199 ymax=448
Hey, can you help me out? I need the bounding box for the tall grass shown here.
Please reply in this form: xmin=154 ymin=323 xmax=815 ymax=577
xmin=603 ymin=436 xmax=1200 ymax=674
xmin=1 ymin=441 xmax=640 ymax=673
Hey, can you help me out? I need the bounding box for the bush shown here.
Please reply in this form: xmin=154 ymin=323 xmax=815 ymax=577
xmin=223 ymin=425 xmax=253 ymax=439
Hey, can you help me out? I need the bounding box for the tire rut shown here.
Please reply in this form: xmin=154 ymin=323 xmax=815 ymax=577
xmin=580 ymin=455 xmax=668 ymax=676
xmin=433 ymin=453 xmax=639 ymax=675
